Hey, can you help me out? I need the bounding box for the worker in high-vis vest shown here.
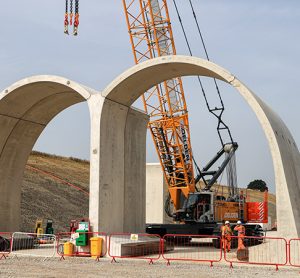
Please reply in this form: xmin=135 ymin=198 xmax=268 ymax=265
xmin=221 ymin=220 xmax=233 ymax=252
xmin=234 ymin=220 xmax=246 ymax=250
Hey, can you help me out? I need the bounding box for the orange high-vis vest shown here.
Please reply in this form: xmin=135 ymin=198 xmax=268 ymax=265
xmin=234 ymin=225 xmax=245 ymax=235
xmin=221 ymin=225 xmax=232 ymax=236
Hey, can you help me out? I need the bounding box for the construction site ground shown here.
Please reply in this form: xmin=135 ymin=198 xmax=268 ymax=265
xmin=1 ymin=256 xmax=299 ymax=278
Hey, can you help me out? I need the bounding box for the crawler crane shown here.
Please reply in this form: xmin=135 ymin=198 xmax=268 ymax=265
xmin=61 ymin=0 xmax=268 ymax=236
xmin=122 ymin=0 xmax=268 ymax=236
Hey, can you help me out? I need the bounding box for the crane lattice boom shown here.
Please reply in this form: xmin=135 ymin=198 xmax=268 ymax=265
xmin=122 ymin=0 xmax=195 ymax=209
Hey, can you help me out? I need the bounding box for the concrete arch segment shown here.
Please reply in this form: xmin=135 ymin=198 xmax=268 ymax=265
xmin=0 ymin=75 xmax=96 ymax=232
xmin=88 ymin=95 xmax=148 ymax=233
xmin=103 ymin=55 xmax=300 ymax=238
xmin=0 ymin=75 xmax=148 ymax=233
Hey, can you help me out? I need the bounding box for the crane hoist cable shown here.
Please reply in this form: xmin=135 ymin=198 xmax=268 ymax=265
xmin=64 ymin=0 xmax=80 ymax=36
xmin=186 ymin=0 xmax=238 ymax=192
xmin=172 ymin=0 xmax=238 ymax=195
xmin=172 ymin=0 xmax=234 ymax=147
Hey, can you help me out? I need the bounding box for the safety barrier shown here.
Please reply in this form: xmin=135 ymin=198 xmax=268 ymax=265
xmin=223 ymin=236 xmax=288 ymax=270
xmin=0 ymin=233 xmax=12 ymax=259
xmin=57 ymin=232 xmax=107 ymax=260
xmin=162 ymin=234 xmax=222 ymax=266
xmin=289 ymin=239 xmax=300 ymax=267
xmin=2 ymin=230 xmax=300 ymax=271
xmin=11 ymin=232 xmax=56 ymax=258
xmin=108 ymin=233 xmax=161 ymax=264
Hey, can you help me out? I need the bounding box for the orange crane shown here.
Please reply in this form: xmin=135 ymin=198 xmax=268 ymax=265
xmin=122 ymin=0 xmax=195 ymax=211
xmin=59 ymin=1 xmax=268 ymax=236
xmin=122 ymin=1 xmax=268 ymax=232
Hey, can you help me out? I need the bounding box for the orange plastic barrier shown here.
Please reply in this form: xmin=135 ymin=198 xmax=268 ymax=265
xmin=162 ymin=234 xmax=222 ymax=266
xmin=224 ymin=236 xmax=288 ymax=270
xmin=289 ymin=239 xmax=300 ymax=267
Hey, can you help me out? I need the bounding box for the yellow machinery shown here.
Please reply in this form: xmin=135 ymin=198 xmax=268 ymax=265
xmin=34 ymin=220 xmax=43 ymax=235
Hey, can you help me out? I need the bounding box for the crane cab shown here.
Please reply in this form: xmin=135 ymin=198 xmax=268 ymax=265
xmin=175 ymin=191 xmax=215 ymax=223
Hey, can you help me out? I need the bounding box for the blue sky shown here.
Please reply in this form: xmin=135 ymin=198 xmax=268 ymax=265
xmin=0 ymin=1 xmax=299 ymax=193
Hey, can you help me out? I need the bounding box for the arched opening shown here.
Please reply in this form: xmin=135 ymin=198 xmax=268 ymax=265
xmin=0 ymin=75 xmax=94 ymax=232
xmin=102 ymin=55 xmax=300 ymax=237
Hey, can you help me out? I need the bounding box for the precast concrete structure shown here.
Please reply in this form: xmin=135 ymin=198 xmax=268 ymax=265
xmin=0 ymin=55 xmax=299 ymax=238
xmin=146 ymin=163 xmax=171 ymax=224
xmin=103 ymin=55 xmax=300 ymax=238
xmin=0 ymin=76 xmax=148 ymax=233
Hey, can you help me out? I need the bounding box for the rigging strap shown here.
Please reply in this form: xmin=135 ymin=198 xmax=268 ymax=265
xmin=70 ymin=0 xmax=74 ymax=26
xmin=74 ymin=0 xmax=79 ymax=36
xmin=64 ymin=0 xmax=69 ymax=35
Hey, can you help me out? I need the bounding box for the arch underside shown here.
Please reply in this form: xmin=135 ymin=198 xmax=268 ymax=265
xmin=0 ymin=76 xmax=92 ymax=231
xmin=102 ymin=55 xmax=300 ymax=238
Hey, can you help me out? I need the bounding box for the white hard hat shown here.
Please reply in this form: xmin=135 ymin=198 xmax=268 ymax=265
xmin=225 ymin=221 xmax=230 ymax=224
xmin=237 ymin=220 xmax=242 ymax=225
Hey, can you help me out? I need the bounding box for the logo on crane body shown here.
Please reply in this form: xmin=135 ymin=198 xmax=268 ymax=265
xmin=180 ymin=122 xmax=190 ymax=163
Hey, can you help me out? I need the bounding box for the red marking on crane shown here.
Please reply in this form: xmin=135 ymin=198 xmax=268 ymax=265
xmin=26 ymin=165 xmax=89 ymax=197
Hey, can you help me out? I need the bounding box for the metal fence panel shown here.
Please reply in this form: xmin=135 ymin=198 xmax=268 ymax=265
xmin=162 ymin=234 xmax=222 ymax=266
xmin=224 ymin=236 xmax=287 ymax=269
xmin=289 ymin=239 xmax=300 ymax=267
xmin=11 ymin=232 xmax=56 ymax=258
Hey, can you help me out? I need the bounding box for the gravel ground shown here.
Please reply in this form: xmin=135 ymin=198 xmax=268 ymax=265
xmin=0 ymin=256 xmax=299 ymax=278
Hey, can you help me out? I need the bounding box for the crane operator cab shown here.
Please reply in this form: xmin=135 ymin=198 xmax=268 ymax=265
xmin=175 ymin=191 xmax=215 ymax=223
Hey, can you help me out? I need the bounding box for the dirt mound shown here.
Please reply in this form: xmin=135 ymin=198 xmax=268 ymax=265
xmin=21 ymin=151 xmax=89 ymax=233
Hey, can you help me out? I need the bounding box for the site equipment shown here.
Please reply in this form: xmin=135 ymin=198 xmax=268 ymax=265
xmin=34 ymin=220 xmax=43 ymax=235
xmin=122 ymin=0 xmax=268 ymax=236
xmin=45 ymin=219 xmax=54 ymax=235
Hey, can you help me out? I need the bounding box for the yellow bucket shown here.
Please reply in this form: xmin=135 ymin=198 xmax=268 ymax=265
xmin=90 ymin=237 xmax=103 ymax=258
xmin=64 ymin=242 xmax=74 ymax=256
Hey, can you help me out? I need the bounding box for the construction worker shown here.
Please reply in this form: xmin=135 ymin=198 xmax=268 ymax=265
xmin=234 ymin=220 xmax=246 ymax=250
xmin=221 ymin=220 xmax=232 ymax=252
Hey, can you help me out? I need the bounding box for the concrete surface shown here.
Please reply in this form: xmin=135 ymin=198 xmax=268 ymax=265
xmin=0 ymin=55 xmax=299 ymax=238
xmin=109 ymin=235 xmax=161 ymax=257
xmin=0 ymin=75 xmax=148 ymax=233
xmin=102 ymin=55 xmax=300 ymax=238
xmin=146 ymin=163 xmax=172 ymax=224
xmin=88 ymin=95 xmax=148 ymax=233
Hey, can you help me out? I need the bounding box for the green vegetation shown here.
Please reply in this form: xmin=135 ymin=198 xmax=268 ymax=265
xmin=247 ymin=179 xmax=268 ymax=192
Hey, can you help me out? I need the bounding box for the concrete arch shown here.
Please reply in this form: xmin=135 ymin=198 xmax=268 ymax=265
xmin=102 ymin=55 xmax=300 ymax=238
xmin=0 ymin=75 xmax=97 ymax=231
xmin=0 ymin=75 xmax=148 ymax=233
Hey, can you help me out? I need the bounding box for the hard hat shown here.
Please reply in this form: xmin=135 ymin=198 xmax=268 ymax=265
xmin=237 ymin=220 xmax=242 ymax=225
xmin=225 ymin=221 xmax=230 ymax=224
